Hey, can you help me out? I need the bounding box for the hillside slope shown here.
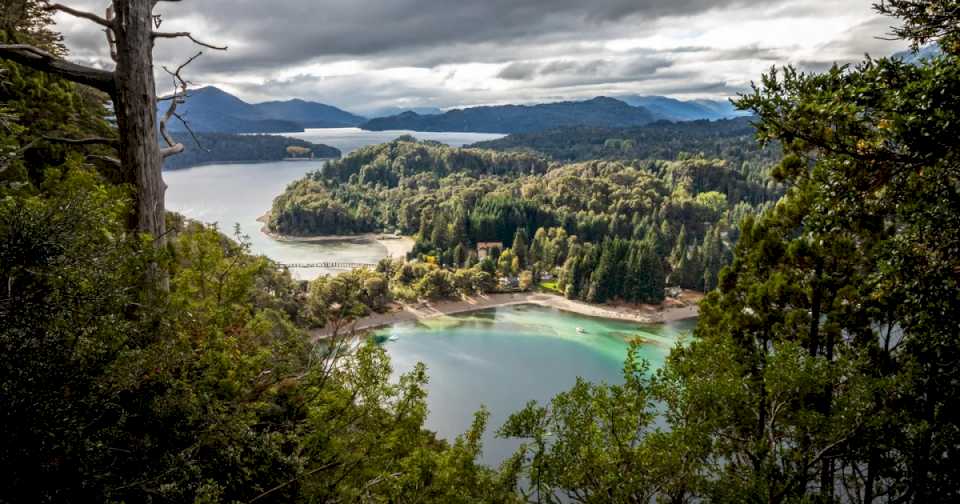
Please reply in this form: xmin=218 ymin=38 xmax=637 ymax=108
xmin=360 ymin=97 xmax=657 ymax=133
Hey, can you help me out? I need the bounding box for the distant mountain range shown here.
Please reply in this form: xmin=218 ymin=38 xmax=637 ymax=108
xmin=163 ymin=86 xmax=747 ymax=135
xmin=360 ymin=97 xmax=661 ymax=133
xmin=618 ymin=96 xmax=748 ymax=122
xmin=162 ymin=86 xmax=365 ymax=134
xmin=893 ymin=43 xmax=942 ymax=65
xmin=366 ymin=106 xmax=443 ymax=118
xmin=253 ymin=99 xmax=366 ymax=128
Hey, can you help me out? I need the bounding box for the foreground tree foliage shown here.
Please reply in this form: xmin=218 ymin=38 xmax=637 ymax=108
xmin=498 ymin=4 xmax=960 ymax=503
xmin=0 ymin=7 xmax=514 ymax=504
xmin=0 ymin=166 xmax=517 ymax=502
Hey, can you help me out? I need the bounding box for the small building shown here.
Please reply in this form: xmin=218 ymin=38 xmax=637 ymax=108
xmin=476 ymin=242 xmax=503 ymax=260
xmin=499 ymin=276 xmax=520 ymax=289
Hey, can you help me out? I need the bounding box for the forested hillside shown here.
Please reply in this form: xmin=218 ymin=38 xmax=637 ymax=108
xmin=162 ymin=132 xmax=341 ymax=170
xmin=617 ymin=95 xmax=747 ymax=121
xmin=360 ymin=96 xmax=657 ymax=133
xmin=471 ymin=117 xmax=780 ymax=182
xmin=270 ymin=138 xmax=781 ymax=301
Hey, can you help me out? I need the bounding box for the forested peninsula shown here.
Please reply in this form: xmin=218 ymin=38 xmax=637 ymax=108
xmin=162 ymin=132 xmax=341 ymax=170
xmin=269 ymin=136 xmax=782 ymax=303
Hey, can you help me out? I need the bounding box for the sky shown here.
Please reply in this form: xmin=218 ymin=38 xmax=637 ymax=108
xmin=54 ymin=0 xmax=907 ymax=115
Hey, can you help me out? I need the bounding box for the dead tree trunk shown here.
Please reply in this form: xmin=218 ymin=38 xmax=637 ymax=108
xmin=0 ymin=1 xmax=225 ymax=289
xmin=112 ymin=0 xmax=165 ymax=240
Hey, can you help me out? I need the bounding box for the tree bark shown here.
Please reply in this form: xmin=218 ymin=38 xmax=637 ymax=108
xmin=111 ymin=0 xmax=166 ymax=245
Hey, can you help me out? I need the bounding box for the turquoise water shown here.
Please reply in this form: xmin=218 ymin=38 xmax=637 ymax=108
xmin=374 ymin=304 xmax=697 ymax=465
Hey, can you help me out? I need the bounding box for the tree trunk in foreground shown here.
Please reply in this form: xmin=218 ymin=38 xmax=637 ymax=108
xmin=1 ymin=0 xmax=225 ymax=290
xmin=112 ymin=0 xmax=166 ymax=242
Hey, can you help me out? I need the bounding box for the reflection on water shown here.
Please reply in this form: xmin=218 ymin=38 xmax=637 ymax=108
xmin=164 ymin=128 xmax=504 ymax=280
xmin=375 ymin=304 xmax=697 ymax=465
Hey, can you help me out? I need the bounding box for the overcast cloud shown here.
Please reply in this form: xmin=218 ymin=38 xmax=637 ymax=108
xmin=53 ymin=0 xmax=907 ymax=115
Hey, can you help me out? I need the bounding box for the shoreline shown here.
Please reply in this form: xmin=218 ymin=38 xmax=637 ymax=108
xmin=256 ymin=213 xmax=415 ymax=259
xmin=163 ymin=156 xmax=338 ymax=172
xmin=312 ymin=291 xmax=702 ymax=339
xmin=250 ymin=214 xmax=701 ymax=337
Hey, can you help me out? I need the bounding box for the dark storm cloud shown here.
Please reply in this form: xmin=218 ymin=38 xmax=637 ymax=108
xmin=497 ymin=62 xmax=539 ymax=81
xmin=60 ymin=0 xmax=771 ymax=75
xmin=143 ymin=0 xmax=776 ymax=73
xmin=709 ymin=45 xmax=783 ymax=61
xmin=501 ymin=56 xmax=673 ymax=83
xmin=52 ymin=0 xmax=905 ymax=112
xmin=620 ymin=57 xmax=674 ymax=76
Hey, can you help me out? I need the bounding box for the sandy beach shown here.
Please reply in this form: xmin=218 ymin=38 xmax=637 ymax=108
xmin=254 ymin=213 xmax=700 ymax=338
xmin=312 ymin=290 xmax=702 ymax=338
xmin=257 ymin=213 xmax=415 ymax=259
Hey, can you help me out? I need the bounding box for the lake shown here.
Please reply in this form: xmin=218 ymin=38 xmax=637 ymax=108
xmin=374 ymin=304 xmax=697 ymax=465
xmin=164 ymin=128 xmax=504 ymax=278
xmin=165 ymin=128 xmax=697 ymax=467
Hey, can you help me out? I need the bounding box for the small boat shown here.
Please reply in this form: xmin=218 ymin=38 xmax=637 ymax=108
xmin=388 ymin=335 xmax=399 ymax=342
xmin=576 ymin=327 xmax=586 ymax=334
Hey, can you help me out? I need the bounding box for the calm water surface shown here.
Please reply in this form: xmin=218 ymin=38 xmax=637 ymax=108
xmin=375 ymin=304 xmax=697 ymax=465
xmin=164 ymin=128 xmax=503 ymax=279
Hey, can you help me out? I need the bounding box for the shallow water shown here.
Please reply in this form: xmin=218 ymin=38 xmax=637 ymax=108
xmin=375 ymin=304 xmax=697 ymax=465
xmin=164 ymin=128 xmax=504 ymax=279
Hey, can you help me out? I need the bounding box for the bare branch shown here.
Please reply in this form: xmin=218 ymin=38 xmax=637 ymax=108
xmin=152 ymin=32 xmax=228 ymax=51
xmin=159 ymin=143 xmax=184 ymax=158
xmin=158 ymin=92 xmax=191 ymax=102
xmin=86 ymin=154 xmax=122 ymax=168
xmin=0 ymin=44 xmax=115 ymax=94
xmin=44 ymin=135 xmax=119 ymax=147
xmin=159 ymin=52 xmax=203 ymax=159
xmin=44 ymin=2 xmax=113 ymax=28
xmin=247 ymin=461 xmax=342 ymax=503
xmin=173 ymin=111 xmax=206 ymax=151
xmin=153 ymin=0 xmax=184 ymax=7
xmin=105 ymin=6 xmax=118 ymax=63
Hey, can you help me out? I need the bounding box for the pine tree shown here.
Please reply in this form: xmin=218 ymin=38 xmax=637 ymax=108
xmin=529 ymin=227 xmax=548 ymax=267
xmin=512 ymin=228 xmax=529 ymax=269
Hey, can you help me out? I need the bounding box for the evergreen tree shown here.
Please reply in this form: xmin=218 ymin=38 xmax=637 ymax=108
xmin=529 ymin=227 xmax=548 ymax=268
xmin=512 ymin=227 xmax=529 ymax=269
xmin=502 ymin=5 xmax=960 ymax=502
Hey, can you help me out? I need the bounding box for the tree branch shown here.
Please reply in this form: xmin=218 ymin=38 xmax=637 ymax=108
xmin=44 ymin=2 xmax=113 ymax=28
xmin=44 ymin=135 xmax=119 ymax=147
xmin=173 ymin=111 xmax=206 ymax=151
xmin=105 ymin=6 xmax=118 ymax=63
xmin=152 ymin=32 xmax=228 ymax=51
xmin=247 ymin=460 xmax=342 ymax=503
xmin=159 ymin=52 xmax=202 ymax=159
xmin=0 ymin=44 xmax=115 ymax=94
xmin=86 ymin=154 xmax=122 ymax=168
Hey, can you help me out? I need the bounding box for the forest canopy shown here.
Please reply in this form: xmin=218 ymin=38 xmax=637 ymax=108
xmin=161 ymin=132 xmax=341 ymax=170
xmin=2 ymin=0 xmax=959 ymax=502
xmin=269 ymin=136 xmax=782 ymax=301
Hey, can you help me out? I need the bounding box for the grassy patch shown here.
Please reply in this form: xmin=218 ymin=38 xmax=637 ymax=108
xmin=539 ymin=280 xmax=561 ymax=294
